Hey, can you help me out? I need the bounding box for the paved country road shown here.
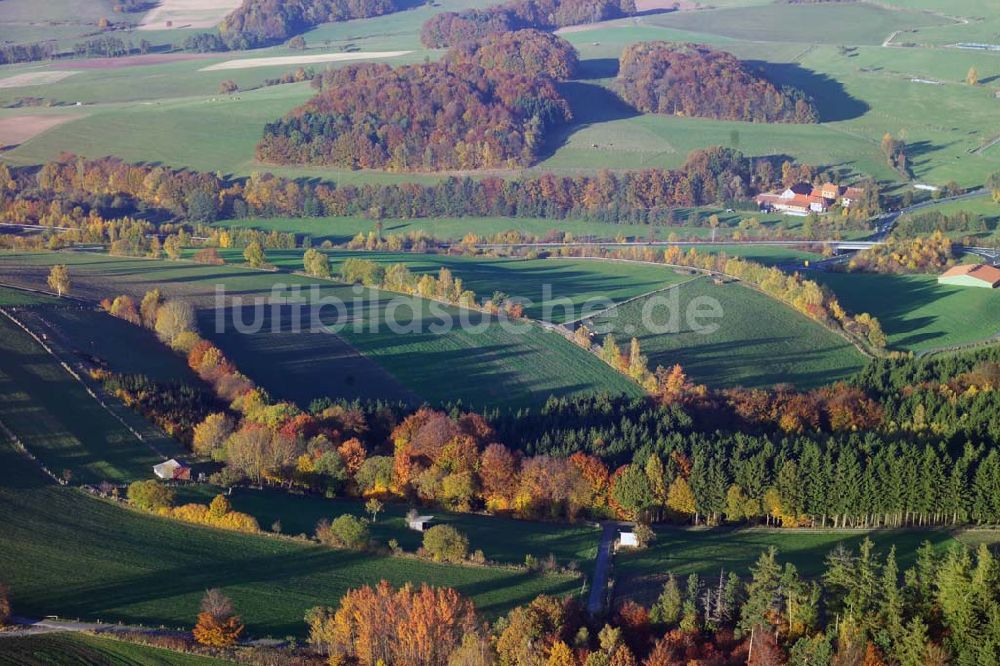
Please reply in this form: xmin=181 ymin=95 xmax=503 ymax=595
xmin=588 ymin=521 xmax=631 ymax=616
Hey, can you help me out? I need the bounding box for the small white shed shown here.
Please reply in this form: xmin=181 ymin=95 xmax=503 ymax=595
xmin=153 ymin=458 xmax=190 ymax=481
xmin=408 ymin=515 xmax=435 ymax=532
xmin=618 ymin=531 xmax=639 ymax=548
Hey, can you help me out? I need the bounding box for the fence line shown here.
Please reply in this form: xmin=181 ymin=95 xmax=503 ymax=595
xmin=0 ymin=307 xmax=171 ymax=461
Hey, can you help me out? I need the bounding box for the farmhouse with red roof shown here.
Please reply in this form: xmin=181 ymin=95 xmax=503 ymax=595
xmin=756 ymin=182 xmax=864 ymax=215
xmin=938 ymin=263 xmax=1000 ymax=289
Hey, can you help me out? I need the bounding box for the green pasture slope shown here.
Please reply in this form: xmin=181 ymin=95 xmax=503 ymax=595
xmin=13 ymin=305 xmax=200 ymax=383
xmin=215 ymin=210 xmax=796 ymax=245
xmin=175 ymin=485 xmax=599 ymax=570
xmin=0 ymin=440 xmax=579 ymax=637
xmin=585 ymin=277 xmax=865 ymax=389
xmin=0 ymin=634 xmax=229 ymax=666
xmin=0 ymin=312 xmax=183 ymax=484
xmin=613 ymin=525 xmax=996 ymax=606
xmin=208 ymin=248 xmax=691 ymax=323
xmin=0 ymin=252 xmax=642 ymax=411
xmin=812 ymin=272 xmax=1000 ymax=352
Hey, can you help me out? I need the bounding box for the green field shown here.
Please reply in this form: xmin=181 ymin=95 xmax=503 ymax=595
xmin=0 ymin=439 xmax=579 ymax=637
xmin=214 ymin=210 xmax=800 ymax=244
xmin=0 ymin=314 xmax=184 ymax=484
xmin=613 ymin=525 xmax=996 ymax=606
xmin=647 ymin=3 xmax=946 ymax=45
xmin=2 ymin=1 xmax=1000 ymax=189
xmin=207 ymin=248 xmax=691 ymax=324
xmin=175 ymin=485 xmax=599 ymax=570
xmin=584 ymin=277 xmax=866 ymax=389
xmin=0 ymin=633 xmax=229 ymax=666
xmin=0 ymin=252 xmax=643 ymax=411
xmin=12 ymin=305 xmax=200 ymax=383
xmin=0 ymin=285 xmax=62 ymax=306
xmin=812 ymin=271 xmax=1000 ymax=352
xmin=0 ymin=0 xmax=145 ymax=46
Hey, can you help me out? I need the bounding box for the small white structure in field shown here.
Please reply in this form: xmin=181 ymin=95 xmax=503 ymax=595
xmin=408 ymin=515 xmax=435 ymax=532
xmin=913 ymin=183 xmax=940 ymax=192
xmin=153 ymin=458 xmax=190 ymax=481
xmin=618 ymin=531 xmax=639 ymax=548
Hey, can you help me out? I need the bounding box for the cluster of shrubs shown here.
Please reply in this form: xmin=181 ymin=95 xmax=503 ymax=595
xmin=125 ymin=480 xmax=260 ymax=533
xmin=846 ymin=231 xmax=955 ymax=274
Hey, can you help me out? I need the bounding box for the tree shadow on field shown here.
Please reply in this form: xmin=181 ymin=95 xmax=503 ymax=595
xmin=538 ymin=81 xmax=639 ymax=161
xmin=576 ymin=57 xmax=620 ymax=80
xmin=746 ymin=60 xmax=869 ymax=122
xmin=635 ymin=7 xmax=677 ymax=18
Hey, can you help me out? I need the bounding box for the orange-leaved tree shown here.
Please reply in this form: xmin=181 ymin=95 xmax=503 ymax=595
xmin=193 ymin=588 xmax=244 ymax=647
xmin=307 ymin=581 xmax=477 ymax=666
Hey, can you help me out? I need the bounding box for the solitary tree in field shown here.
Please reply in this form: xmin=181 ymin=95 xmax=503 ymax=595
xmin=967 ymin=66 xmax=979 ymax=86
xmin=986 ymin=171 xmax=1000 ymax=203
xmin=244 ymin=241 xmax=266 ymax=269
xmin=302 ymin=248 xmax=330 ymax=278
xmin=218 ymin=80 xmax=238 ymax=95
xmin=163 ymin=235 xmax=182 ymax=260
xmin=422 ymin=524 xmax=469 ymax=563
xmin=47 ymin=264 xmax=70 ymax=297
xmin=193 ymin=589 xmax=244 ymax=647
xmin=287 ymin=35 xmax=306 ymax=50
xmin=365 ymin=497 xmax=384 ymax=523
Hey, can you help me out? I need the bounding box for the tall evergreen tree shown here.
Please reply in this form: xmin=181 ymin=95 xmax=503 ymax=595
xmin=738 ymin=547 xmax=781 ymax=637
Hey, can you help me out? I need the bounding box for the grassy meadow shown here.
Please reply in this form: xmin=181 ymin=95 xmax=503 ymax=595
xmin=0 ymin=633 xmax=229 ymax=666
xmin=13 ymin=305 xmax=200 ymax=383
xmin=0 ymin=252 xmax=644 ymax=411
xmin=175 ymin=485 xmax=600 ymax=570
xmin=214 ymin=209 xmax=798 ymax=245
xmin=584 ymin=277 xmax=866 ymax=389
xmin=812 ymin=271 xmax=1000 ymax=352
xmin=207 ymin=248 xmax=691 ymax=323
xmin=0 ymin=440 xmax=579 ymax=637
xmin=613 ymin=525 xmax=999 ymax=607
xmin=0 ymin=313 xmax=184 ymax=484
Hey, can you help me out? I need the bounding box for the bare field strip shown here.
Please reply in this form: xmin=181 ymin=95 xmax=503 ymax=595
xmin=0 ymin=115 xmax=79 ymax=148
xmin=0 ymin=71 xmax=78 ymax=88
xmin=199 ymin=50 xmax=413 ymax=71
xmin=139 ymin=0 xmax=243 ymax=31
xmin=68 ymin=53 xmax=217 ymax=70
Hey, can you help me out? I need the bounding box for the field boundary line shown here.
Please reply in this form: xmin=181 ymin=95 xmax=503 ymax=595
xmin=0 ymin=307 xmax=173 ymax=461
